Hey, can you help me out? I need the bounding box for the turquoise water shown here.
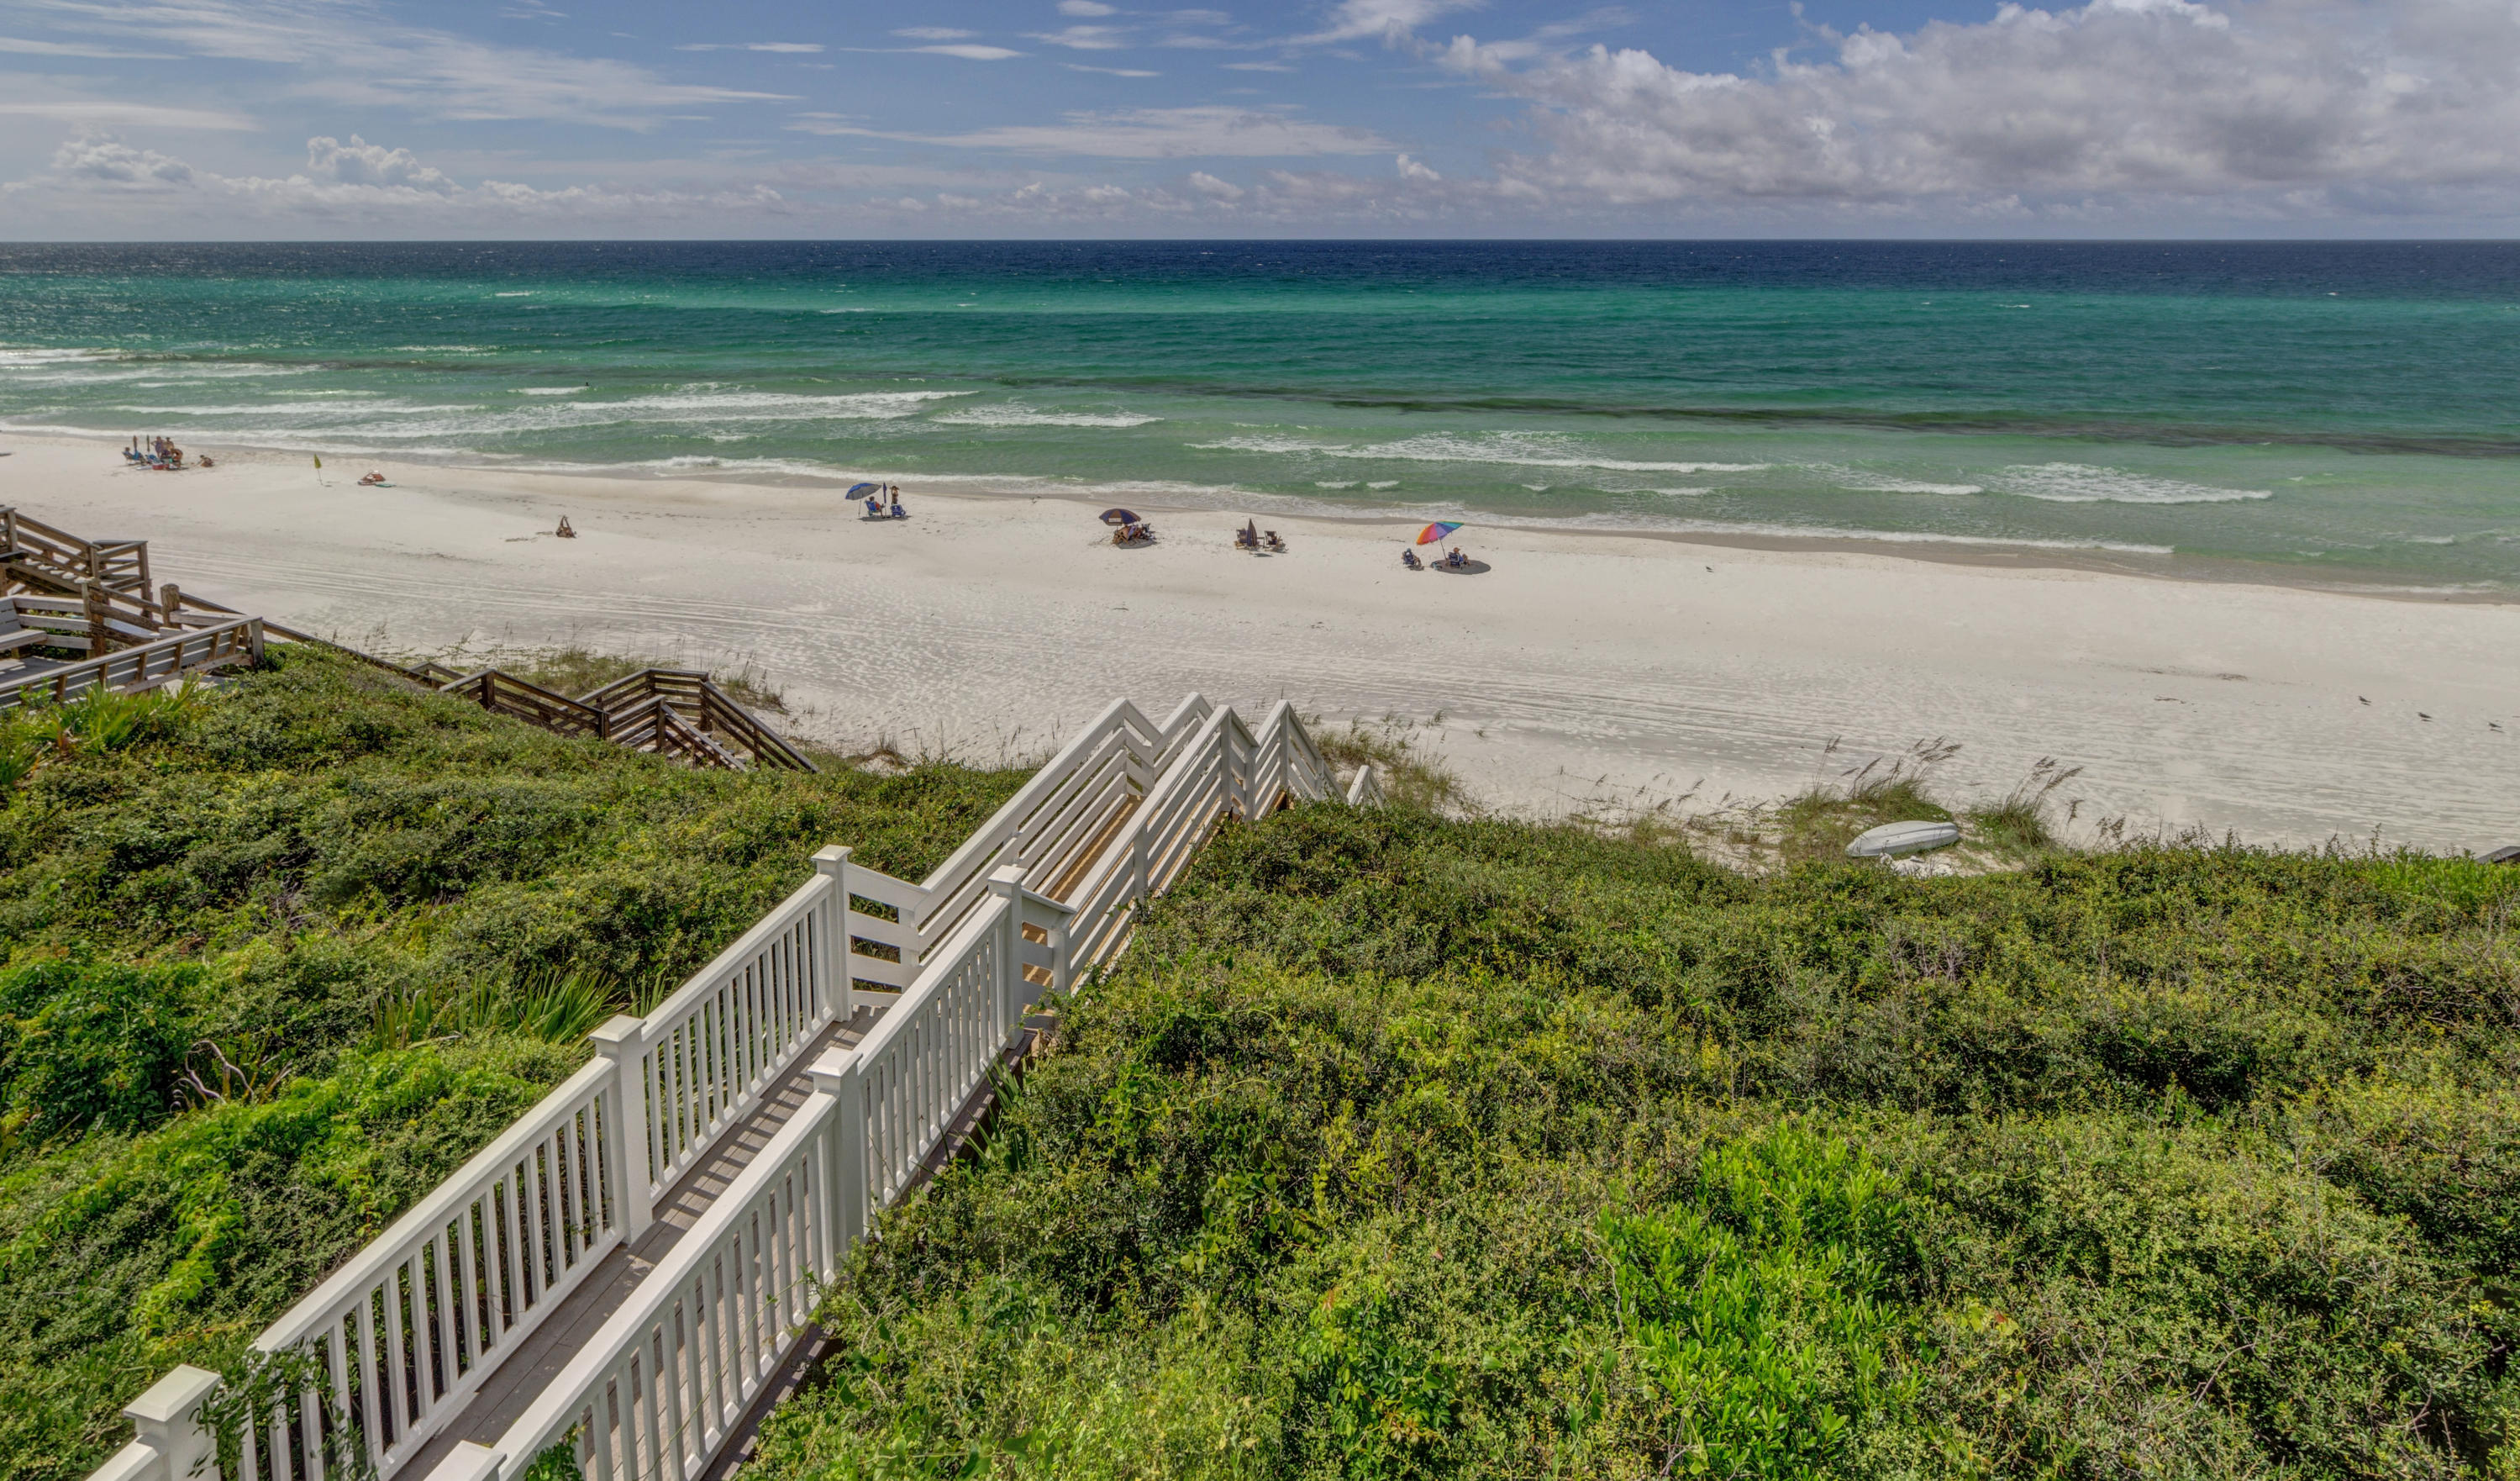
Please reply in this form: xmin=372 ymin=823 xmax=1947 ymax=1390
xmin=3 ymin=241 xmax=2517 ymax=587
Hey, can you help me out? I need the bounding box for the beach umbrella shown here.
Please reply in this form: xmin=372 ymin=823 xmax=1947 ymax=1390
xmin=1414 ymin=521 xmax=1465 ymax=545
xmin=1100 ymin=508 xmax=1141 ymax=526
xmin=846 ymin=482 xmax=880 ymax=497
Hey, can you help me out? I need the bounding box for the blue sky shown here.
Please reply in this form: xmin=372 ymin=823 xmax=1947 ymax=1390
xmin=3 ymin=0 xmax=2516 ymax=236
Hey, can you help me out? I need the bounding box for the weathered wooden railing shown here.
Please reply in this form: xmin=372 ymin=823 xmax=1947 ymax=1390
xmin=0 ymin=618 xmax=263 ymax=714
xmin=1 ymin=509 xmax=808 ymax=772
xmin=92 ymin=698 xmax=1377 ymax=1481
xmin=439 ymin=668 xmax=609 ymax=740
xmin=1 ymin=503 xmax=154 ymax=598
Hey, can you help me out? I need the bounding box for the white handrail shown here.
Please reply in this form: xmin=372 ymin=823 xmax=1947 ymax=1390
xmin=90 ymin=697 xmax=1379 ymax=1481
xmin=243 ymin=1057 xmax=622 ymax=1479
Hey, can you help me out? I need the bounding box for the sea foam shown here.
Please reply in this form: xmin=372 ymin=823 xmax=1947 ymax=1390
xmin=1995 ymin=463 xmax=2271 ymax=504
xmin=931 ymin=402 xmax=1161 ymax=429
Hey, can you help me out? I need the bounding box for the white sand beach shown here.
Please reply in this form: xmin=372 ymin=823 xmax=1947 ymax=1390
xmin=8 ymin=433 xmax=2516 ymax=851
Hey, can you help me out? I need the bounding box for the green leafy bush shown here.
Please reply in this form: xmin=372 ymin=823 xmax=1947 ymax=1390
xmin=0 ymin=651 xmax=1026 ymax=1480
xmin=0 ymin=959 xmax=196 ymax=1141
xmin=745 ymin=805 xmax=2520 ymax=1481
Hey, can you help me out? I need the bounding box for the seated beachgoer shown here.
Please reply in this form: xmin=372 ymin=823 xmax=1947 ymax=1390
xmin=865 ymin=495 xmax=883 ymax=516
xmin=1402 ymin=547 xmax=1422 ymax=569
xmin=889 ymin=499 xmax=905 ymax=519
xmin=197 ymin=455 xmax=213 ymax=467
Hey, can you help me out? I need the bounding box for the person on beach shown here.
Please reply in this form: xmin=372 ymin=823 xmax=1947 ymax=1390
xmin=888 ymin=485 xmax=905 ymax=519
xmin=1402 ymin=546 xmax=1423 ymax=569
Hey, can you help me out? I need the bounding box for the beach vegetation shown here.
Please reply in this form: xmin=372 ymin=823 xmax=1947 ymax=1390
xmin=0 ymin=650 xmax=1024 ymax=1480
xmin=745 ymin=804 xmax=2520 ymax=1481
xmin=1312 ymin=712 xmax=1472 ymax=814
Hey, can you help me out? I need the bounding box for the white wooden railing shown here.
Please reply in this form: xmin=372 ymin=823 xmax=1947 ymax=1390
xmin=90 ymin=697 xmax=1376 ymax=1481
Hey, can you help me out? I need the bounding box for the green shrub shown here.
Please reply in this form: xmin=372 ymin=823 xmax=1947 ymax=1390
xmin=0 ymin=959 xmax=195 ymax=1141
xmin=745 ymin=804 xmax=2520 ymax=1481
xmin=0 ymin=650 xmax=1028 ymax=1481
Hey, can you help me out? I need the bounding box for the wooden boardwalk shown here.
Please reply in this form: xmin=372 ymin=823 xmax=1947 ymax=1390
xmin=396 ymin=1005 xmax=884 ymax=1479
xmin=83 ymin=696 xmax=1378 ymax=1481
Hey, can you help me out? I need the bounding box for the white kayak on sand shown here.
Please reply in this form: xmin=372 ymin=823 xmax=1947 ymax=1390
xmin=1848 ymin=820 xmax=1962 ymax=858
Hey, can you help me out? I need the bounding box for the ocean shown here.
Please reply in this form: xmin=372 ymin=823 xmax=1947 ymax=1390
xmin=3 ymin=240 xmax=2517 ymax=590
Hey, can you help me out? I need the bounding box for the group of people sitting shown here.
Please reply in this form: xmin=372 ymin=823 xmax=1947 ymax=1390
xmin=862 ymin=485 xmax=908 ymax=519
xmin=1401 ymin=545 xmax=1472 ymax=571
xmin=1113 ymin=520 xmax=1156 ymax=545
xmin=357 ymin=471 xmax=389 ymax=487
xmin=1234 ymin=525 xmax=1288 ymax=553
xmin=124 ymin=435 xmax=203 ymax=470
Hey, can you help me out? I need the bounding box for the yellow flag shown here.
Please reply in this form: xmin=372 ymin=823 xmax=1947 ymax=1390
xmin=312 ymin=453 xmax=322 ymax=470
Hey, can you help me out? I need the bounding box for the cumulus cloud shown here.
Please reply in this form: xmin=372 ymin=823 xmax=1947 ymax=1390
xmin=47 ymin=135 xmax=194 ymax=188
xmin=5 ymin=131 xmax=790 ymax=220
xmin=303 ymin=134 xmax=456 ymax=192
xmin=1186 ymin=169 xmax=1245 ymax=198
xmin=1433 ymin=0 xmax=2520 ymax=209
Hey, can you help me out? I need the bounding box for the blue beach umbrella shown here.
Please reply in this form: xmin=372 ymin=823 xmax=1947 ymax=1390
xmin=847 ymin=482 xmax=881 ymax=498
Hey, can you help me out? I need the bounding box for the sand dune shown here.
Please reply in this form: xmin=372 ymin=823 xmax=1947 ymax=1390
xmin=9 ymin=434 xmax=2516 ymax=851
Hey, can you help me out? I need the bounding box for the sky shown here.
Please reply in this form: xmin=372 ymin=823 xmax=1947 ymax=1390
xmin=2 ymin=0 xmax=2517 ymax=238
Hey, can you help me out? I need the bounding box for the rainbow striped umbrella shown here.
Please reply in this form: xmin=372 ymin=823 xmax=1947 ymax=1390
xmin=1414 ymin=521 xmax=1464 ymax=545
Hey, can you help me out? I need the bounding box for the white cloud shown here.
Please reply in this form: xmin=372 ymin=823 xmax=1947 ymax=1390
xmin=5 ymin=131 xmax=789 ymax=221
xmin=1058 ymin=0 xmax=1118 ymax=13
xmin=0 ymin=33 xmax=172 ymax=55
xmin=1290 ymin=0 xmax=1479 ymax=45
xmin=1433 ymin=0 xmax=2520 ymax=208
xmin=892 ymin=27 xmax=976 ymax=40
xmin=12 ymin=0 xmax=792 ymax=129
xmin=1396 ymin=151 xmax=1439 ymax=181
xmin=912 ymin=44 xmax=1024 ymax=60
xmin=47 ymin=135 xmax=194 ymax=188
xmin=676 ymin=41 xmax=824 ymax=53
xmin=811 ymin=104 xmax=1395 ymax=158
xmin=1028 ymin=24 xmax=1132 ymax=49
xmin=304 ymin=134 xmax=455 ymax=192
xmin=1065 ymin=62 xmax=1160 ymax=76
xmin=1222 ymin=60 xmax=1292 ymax=70
xmin=0 ymin=98 xmax=256 ymax=129
xmin=1186 ymin=169 xmax=1244 ymax=198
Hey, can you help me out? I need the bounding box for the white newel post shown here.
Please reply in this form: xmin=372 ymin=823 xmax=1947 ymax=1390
xmin=429 ymin=1441 xmax=504 ymax=1481
xmin=988 ymin=865 xmax=1027 ymax=1035
xmin=812 ymin=845 xmax=855 ymax=1024
xmin=807 ymin=1046 xmax=867 ymax=1255
xmin=124 ymin=1365 xmax=222 ymax=1481
xmin=587 ymin=1015 xmax=654 ymax=1241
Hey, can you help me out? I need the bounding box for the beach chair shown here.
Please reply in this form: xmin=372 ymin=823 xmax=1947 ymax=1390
xmin=889 ymin=501 xmax=905 ymax=519
xmin=1263 ymin=530 xmax=1285 ymax=551
xmin=1402 ymin=548 xmax=1422 ymax=570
